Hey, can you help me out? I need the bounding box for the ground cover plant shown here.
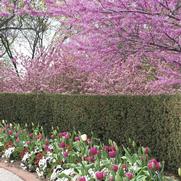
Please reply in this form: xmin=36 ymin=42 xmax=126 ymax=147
xmin=0 ymin=120 xmax=177 ymax=181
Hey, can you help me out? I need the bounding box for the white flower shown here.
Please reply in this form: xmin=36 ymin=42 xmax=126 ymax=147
xmin=36 ymin=168 xmax=44 ymax=177
xmin=22 ymin=152 xmax=30 ymax=163
xmin=88 ymin=168 xmax=95 ymax=178
xmin=20 ymin=163 xmax=27 ymax=170
xmin=3 ymin=147 xmax=15 ymax=159
xmin=51 ymin=168 xmax=76 ymax=181
xmin=23 ymin=141 xmax=28 ymax=147
xmin=50 ymin=165 xmax=63 ymax=181
xmin=61 ymin=168 xmax=75 ymax=176
xmin=34 ymin=147 xmax=42 ymax=153
xmin=72 ymin=175 xmax=79 ymax=181
xmin=80 ymin=134 xmax=87 ymax=141
xmin=102 ymin=167 xmax=109 ymax=173
xmin=38 ymin=157 xmax=47 ymax=171
xmin=46 ymin=156 xmax=53 ymax=163
xmin=130 ymin=163 xmax=139 ymax=172
xmin=47 ymin=151 xmax=53 ymax=156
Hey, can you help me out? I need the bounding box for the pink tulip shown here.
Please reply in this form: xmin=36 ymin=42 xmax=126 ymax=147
xmin=84 ymin=156 xmax=95 ymax=162
xmin=112 ymin=165 xmax=119 ymax=172
xmin=59 ymin=132 xmax=69 ymax=139
xmin=125 ymin=172 xmax=134 ymax=180
xmin=74 ymin=136 xmax=80 ymax=141
xmin=79 ymin=176 xmax=87 ymax=181
xmin=59 ymin=141 xmax=66 ymax=148
xmin=144 ymin=146 xmax=149 ymax=154
xmin=95 ymin=171 xmax=105 ymax=180
xmin=147 ymin=159 xmax=161 ymax=170
xmin=29 ymin=133 xmax=33 ymax=138
xmin=103 ymin=145 xmax=109 ymax=152
xmin=8 ymin=130 xmax=13 ymax=136
xmin=50 ymin=134 xmax=54 ymax=139
xmin=108 ymin=150 xmax=117 ymax=158
xmin=122 ymin=164 xmax=127 ymax=171
xmin=63 ymin=151 xmax=69 ymax=158
xmin=16 ymin=137 xmax=20 ymax=143
xmin=26 ymin=141 xmax=31 ymax=145
xmin=89 ymin=147 xmax=98 ymax=155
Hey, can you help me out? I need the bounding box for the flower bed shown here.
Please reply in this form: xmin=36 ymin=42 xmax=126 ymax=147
xmin=0 ymin=120 xmax=170 ymax=181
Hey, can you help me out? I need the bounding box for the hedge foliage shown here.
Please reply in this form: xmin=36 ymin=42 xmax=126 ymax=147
xmin=0 ymin=93 xmax=180 ymax=171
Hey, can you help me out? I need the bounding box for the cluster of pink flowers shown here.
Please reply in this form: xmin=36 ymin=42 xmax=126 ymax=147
xmin=0 ymin=0 xmax=180 ymax=94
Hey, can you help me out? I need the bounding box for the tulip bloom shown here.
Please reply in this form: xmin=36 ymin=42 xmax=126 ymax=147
xmin=8 ymin=130 xmax=13 ymax=136
xmin=79 ymin=176 xmax=87 ymax=181
xmin=59 ymin=141 xmax=66 ymax=148
xmin=144 ymin=146 xmax=149 ymax=154
xmin=112 ymin=165 xmax=119 ymax=172
xmin=125 ymin=172 xmax=134 ymax=180
xmin=63 ymin=151 xmax=69 ymax=158
xmin=122 ymin=164 xmax=127 ymax=171
xmin=95 ymin=171 xmax=105 ymax=180
xmin=147 ymin=159 xmax=161 ymax=170
xmin=89 ymin=147 xmax=98 ymax=155
xmin=74 ymin=136 xmax=80 ymax=141
xmin=16 ymin=137 xmax=20 ymax=143
xmin=81 ymin=134 xmax=87 ymax=141
xmin=108 ymin=150 xmax=117 ymax=158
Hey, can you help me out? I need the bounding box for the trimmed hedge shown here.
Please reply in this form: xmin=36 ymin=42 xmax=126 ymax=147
xmin=0 ymin=93 xmax=180 ymax=171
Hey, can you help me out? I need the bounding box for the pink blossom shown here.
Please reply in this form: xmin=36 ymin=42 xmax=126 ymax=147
xmin=95 ymin=171 xmax=105 ymax=180
xmin=59 ymin=142 xmax=66 ymax=148
xmin=144 ymin=146 xmax=150 ymax=155
xmin=63 ymin=151 xmax=69 ymax=158
xmin=122 ymin=164 xmax=127 ymax=171
xmin=26 ymin=141 xmax=31 ymax=145
xmin=125 ymin=172 xmax=134 ymax=180
xmin=148 ymin=159 xmax=161 ymax=171
xmin=109 ymin=176 xmax=114 ymax=181
xmin=79 ymin=176 xmax=87 ymax=181
xmin=8 ymin=130 xmax=13 ymax=136
xmin=0 ymin=1 xmax=180 ymax=94
xmin=84 ymin=156 xmax=95 ymax=163
xmin=16 ymin=137 xmax=20 ymax=143
xmin=89 ymin=147 xmax=98 ymax=156
xmin=108 ymin=150 xmax=117 ymax=158
xmin=29 ymin=133 xmax=33 ymax=138
xmin=74 ymin=136 xmax=80 ymax=142
xmin=112 ymin=165 xmax=119 ymax=172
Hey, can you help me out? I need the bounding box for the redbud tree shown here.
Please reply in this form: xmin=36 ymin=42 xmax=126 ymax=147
xmin=0 ymin=0 xmax=180 ymax=94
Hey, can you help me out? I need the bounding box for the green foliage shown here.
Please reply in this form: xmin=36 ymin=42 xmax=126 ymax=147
xmin=0 ymin=93 xmax=180 ymax=171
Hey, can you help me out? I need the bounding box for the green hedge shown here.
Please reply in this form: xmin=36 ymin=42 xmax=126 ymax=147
xmin=0 ymin=93 xmax=180 ymax=171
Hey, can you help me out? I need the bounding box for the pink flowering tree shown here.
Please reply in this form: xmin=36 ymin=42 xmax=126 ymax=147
xmin=0 ymin=0 xmax=180 ymax=94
